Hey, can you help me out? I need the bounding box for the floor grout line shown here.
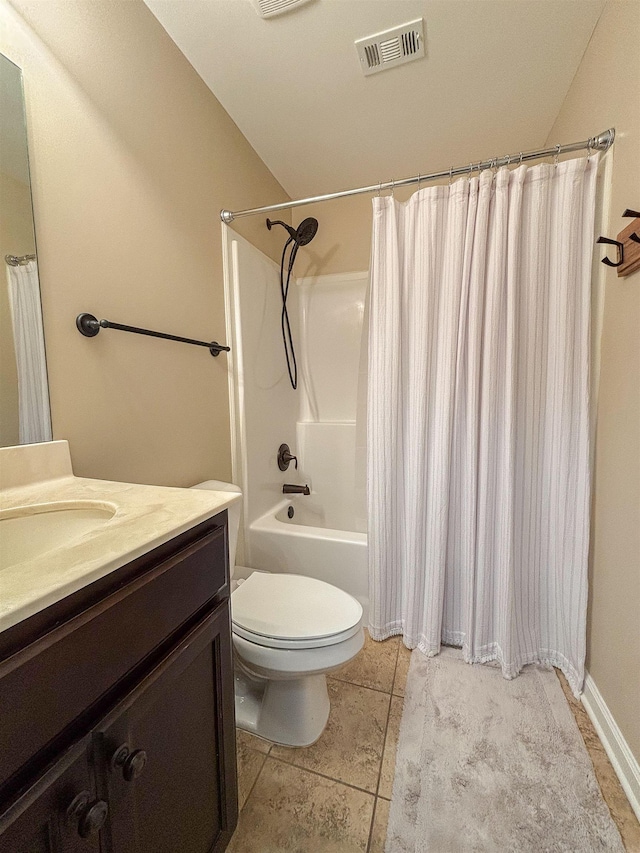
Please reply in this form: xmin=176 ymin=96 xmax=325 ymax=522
xmin=329 ymin=674 xmax=405 ymax=698
xmin=239 ymin=749 xmax=269 ymax=813
xmin=328 ymin=673 xmax=397 ymax=697
xmin=264 ymin=753 xmax=380 ymax=799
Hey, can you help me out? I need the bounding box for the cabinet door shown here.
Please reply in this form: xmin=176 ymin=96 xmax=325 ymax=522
xmin=94 ymin=604 xmax=237 ymax=853
xmin=0 ymin=737 xmax=105 ymax=853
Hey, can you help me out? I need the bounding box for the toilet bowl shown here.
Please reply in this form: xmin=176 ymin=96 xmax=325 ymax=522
xmin=191 ymin=480 xmax=364 ymax=747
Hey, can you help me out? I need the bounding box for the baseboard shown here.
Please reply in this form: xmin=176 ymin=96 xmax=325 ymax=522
xmin=581 ymin=672 xmax=640 ymax=821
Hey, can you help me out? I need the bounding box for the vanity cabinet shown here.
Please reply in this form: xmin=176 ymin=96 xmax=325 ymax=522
xmin=0 ymin=512 xmax=238 ymax=853
xmin=0 ymin=737 xmax=99 ymax=853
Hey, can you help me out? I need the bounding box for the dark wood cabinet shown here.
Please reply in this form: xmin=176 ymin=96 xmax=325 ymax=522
xmin=0 ymin=738 xmax=100 ymax=853
xmin=0 ymin=512 xmax=237 ymax=853
xmin=95 ymin=607 xmax=235 ymax=853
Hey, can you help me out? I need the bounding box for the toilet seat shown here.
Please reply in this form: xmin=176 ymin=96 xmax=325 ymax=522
xmin=232 ymin=572 xmax=363 ymax=650
xmin=233 ymin=622 xmax=362 ymax=650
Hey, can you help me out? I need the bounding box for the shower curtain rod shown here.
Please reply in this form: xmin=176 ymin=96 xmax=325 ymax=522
xmin=5 ymin=253 xmax=36 ymax=267
xmin=220 ymin=128 xmax=614 ymax=224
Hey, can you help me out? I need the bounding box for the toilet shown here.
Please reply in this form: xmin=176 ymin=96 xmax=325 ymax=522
xmin=192 ymin=480 xmax=364 ymax=747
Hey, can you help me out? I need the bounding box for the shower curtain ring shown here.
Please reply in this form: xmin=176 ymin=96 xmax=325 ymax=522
xmin=586 ymin=138 xmax=592 ymax=161
xmin=448 ymin=165 xmax=453 ymax=186
xmin=468 ymin=163 xmax=473 ymax=182
xmin=554 ymin=144 xmax=561 ymax=169
xmin=376 ymin=181 xmax=382 ymax=197
xmin=519 ymin=152 xmax=524 ymax=166
xmin=391 ymin=179 xmax=395 ymax=198
xmin=417 ymin=172 xmax=422 ymax=190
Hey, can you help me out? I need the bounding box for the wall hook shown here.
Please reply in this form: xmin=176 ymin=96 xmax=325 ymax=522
xmin=596 ymin=236 xmax=624 ymax=267
xmin=622 ymin=210 xmax=640 ymax=243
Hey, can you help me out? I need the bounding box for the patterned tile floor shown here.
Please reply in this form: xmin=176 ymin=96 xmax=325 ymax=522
xmin=230 ymin=633 xmax=639 ymax=852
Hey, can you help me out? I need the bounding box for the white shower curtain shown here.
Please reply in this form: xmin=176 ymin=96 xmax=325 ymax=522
xmin=367 ymin=157 xmax=598 ymax=695
xmin=6 ymin=259 xmax=52 ymax=444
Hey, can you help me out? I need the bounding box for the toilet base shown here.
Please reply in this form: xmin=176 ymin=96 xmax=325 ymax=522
xmin=234 ymin=668 xmax=330 ymax=747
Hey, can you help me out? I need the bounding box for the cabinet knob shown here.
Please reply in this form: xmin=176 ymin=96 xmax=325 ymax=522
xmin=111 ymin=743 xmax=148 ymax=781
xmin=123 ymin=749 xmax=147 ymax=781
xmin=66 ymin=792 xmax=108 ymax=838
xmin=78 ymin=800 xmax=109 ymax=838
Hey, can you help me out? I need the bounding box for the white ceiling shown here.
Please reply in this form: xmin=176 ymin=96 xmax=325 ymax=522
xmin=144 ymin=0 xmax=605 ymax=200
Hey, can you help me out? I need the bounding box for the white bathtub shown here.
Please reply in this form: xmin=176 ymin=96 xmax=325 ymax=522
xmin=245 ymin=499 xmax=369 ymax=620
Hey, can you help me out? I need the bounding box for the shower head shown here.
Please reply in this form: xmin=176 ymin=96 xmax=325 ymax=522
xmin=266 ymin=217 xmax=319 ymax=246
xmin=294 ymin=217 xmax=318 ymax=246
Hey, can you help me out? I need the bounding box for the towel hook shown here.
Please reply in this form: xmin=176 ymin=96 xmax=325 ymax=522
xmin=623 ymin=209 xmax=640 ymax=243
xmin=596 ymin=236 xmax=624 ymax=267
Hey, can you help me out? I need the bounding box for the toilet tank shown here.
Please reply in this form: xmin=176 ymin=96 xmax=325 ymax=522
xmin=191 ymin=480 xmax=242 ymax=575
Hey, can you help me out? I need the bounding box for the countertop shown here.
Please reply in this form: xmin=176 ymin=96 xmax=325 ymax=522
xmin=0 ymin=441 xmax=240 ymax=635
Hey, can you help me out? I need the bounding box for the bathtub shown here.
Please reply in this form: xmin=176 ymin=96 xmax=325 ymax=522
xmin=244 ymin=499 xmax=369 ymax=620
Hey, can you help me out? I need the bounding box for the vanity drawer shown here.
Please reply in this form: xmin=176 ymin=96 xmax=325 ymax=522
xmin=0 ymin=521 xmax=228 ymax=801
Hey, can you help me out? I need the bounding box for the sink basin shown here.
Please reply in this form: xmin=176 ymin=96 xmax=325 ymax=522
xmin=0 ymin=501 xmax=117 ymax=569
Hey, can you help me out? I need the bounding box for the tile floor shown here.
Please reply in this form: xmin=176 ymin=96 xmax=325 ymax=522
xmin=230 ymin=633 xmax=640 ymax=852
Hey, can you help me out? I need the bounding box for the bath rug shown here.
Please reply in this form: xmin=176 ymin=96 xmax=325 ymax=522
xmin=386 ymin=647 xmax=624 ymax=852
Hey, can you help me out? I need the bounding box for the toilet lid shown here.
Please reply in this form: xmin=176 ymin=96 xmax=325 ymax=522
xmin=231 ymin=573 xmax=362 ymax=641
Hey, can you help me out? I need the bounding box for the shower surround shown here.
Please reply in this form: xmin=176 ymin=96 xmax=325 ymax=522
xmin=222 ymin=227 xmax=369 ymax=615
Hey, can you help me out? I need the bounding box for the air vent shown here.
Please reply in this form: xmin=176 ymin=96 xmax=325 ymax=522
xmin=251 ymin=0 xmax=314 ymax=18
xmin=355 ymin=19 xmax=425 ymax=76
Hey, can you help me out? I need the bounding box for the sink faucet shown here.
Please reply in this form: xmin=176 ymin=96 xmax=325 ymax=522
xmin=282 ymin=484 xmax=310 ymax=495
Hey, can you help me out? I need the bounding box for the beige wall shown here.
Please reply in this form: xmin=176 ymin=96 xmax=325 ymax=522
xmin=0 ymin=169 xmax=36 ymax=446
xmin=297 ymin=195 xmax=372 ymax=276
xmin=0 ymin=0 xmax=289 ymax=486
xmin=297 ymin=184 xmax=421 ymax=277
xmin=546 ymin=1 xmax=640 ymax=760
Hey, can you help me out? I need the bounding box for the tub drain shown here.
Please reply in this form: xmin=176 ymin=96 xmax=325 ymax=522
xmin=287 ymin=505 xmax=295 ymax=519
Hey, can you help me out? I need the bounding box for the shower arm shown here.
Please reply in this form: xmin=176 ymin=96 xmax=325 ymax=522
xmin=220 ymin=129 xmax=615 ymax=223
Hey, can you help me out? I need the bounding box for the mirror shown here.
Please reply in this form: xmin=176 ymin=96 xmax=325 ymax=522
xmin=0 ymin=52 xmax=51 ymax=446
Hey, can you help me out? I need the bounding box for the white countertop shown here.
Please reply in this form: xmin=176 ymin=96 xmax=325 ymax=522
xmin=0 ymin=441 xmax=240 ymax=635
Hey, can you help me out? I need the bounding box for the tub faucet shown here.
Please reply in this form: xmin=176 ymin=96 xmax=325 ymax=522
xmin=283 ymin=483 xmax=310 ymax=495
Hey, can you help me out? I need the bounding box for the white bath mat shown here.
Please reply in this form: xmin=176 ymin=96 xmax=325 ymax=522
xmin=386 ymin=647 xmax=624 ymax=852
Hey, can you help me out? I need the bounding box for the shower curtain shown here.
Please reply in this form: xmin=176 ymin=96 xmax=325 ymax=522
xmin=6 ymin=259 xmax=52 ymax=444
xmin=367 ymin=157 xmax=598 ymax=695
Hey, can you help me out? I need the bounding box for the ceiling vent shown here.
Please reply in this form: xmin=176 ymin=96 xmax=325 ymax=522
xmin=251 ymin=0 xmax=314 ymax=18
xmin=355 ymin=19 xmax=425 ymax=76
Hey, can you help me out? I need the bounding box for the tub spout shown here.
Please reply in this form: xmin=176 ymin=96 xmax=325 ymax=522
xmin=283 ymin=483 xmax=310 ymax=495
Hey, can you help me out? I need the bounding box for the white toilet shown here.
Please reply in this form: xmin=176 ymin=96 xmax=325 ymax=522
xmin=192 ymin=480 xmax=364 ymax=747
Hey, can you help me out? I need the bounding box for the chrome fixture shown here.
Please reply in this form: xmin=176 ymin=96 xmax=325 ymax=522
xmin=5 ymin=253 xmax=36 ymax=266
xmin=283 ymin=484 xmax=310 ymax=495
xmin=277 ymin=444 xmax=298 ymax=471
xmin=220 ymin=129 xmax=615 ymax=223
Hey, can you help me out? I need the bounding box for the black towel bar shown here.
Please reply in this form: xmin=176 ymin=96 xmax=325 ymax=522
xmin=76 ymin=313 xmax=230 ymax=357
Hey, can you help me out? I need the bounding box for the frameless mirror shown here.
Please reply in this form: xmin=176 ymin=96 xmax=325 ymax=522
xmin=0 ymin=52 xmax=51 ymax=446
